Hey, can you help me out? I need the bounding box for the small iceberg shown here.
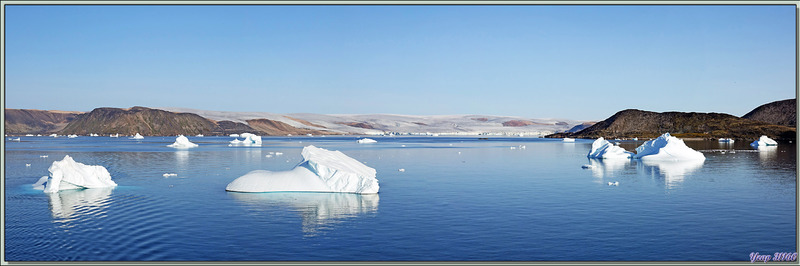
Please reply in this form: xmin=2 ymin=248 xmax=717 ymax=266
xmin=110 ymin=133 xmax=119 ymax=138
xmin=196 ymin=134 xmax=204 ymax=137
xmin=750 ymin=135 xmax=778 ymax=147
xmin=229 ymin=133 xmax=262 ymax=146
xmin=25 ymin=134 xmax=34 ymax=137
xmin=163 ymin=173 xmax=178 ymax=177
xmin=10 ymin=137 xmax=21 ymax=142
xmin=587 ymin=137 xmax=633 ymax=159
xmin=33 ymin=155 xmax=117 ymax=193
xmin=167 ymin=135 xmax=199 ymax=149
xmin=718 ymin=138 xmax=734 ymax=143
xmin=226 ymin=145 xmax=379 ymax=194
xmin=131 ymin=133 xmax=144 ymax=140
xmin=67 ymin=134 xmax=78 ymax=138
xmin=229 ymin=134 xmax=240 ymax=138
xmin=357 ymin=138 xmax=377 ymax=144
xmin=49 ymin=134 xmax=58 ymax=137
xmin=634 ymin=133 xmax=705 ymax=161
xmin=563 ymin=138 xmax=576 ymax=142
xmin=89 ymin=133 xmax=99 ymax=137
xmin=607 ymin=181 xmax=619 ymax=186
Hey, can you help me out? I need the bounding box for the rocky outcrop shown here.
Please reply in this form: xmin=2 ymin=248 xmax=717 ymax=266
xmin=742 ymin=98 xmax=796 ymax=127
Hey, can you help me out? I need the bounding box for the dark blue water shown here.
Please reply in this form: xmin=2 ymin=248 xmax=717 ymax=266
xmin=4 ymin=136 xmax=796 ymax=261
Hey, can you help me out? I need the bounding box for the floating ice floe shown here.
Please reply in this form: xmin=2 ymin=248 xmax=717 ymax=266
xmin=89 ymin=133 xmax=99 ymax=137
xmin=110 ymin=133 xmax=119 ymax=138
xmin=26 ymin=164 xmax=31 ymax=167
xmin=67 ymin=134 xmax=78 ymax=138
xmin=196 ymin=134 xmax=204 ymax=137
xmin=167 ymin=135 xmax=199 ymax=148
xmin=229 ymin=133 xmax=262 ymax=146
xmin=11 ymin=137 xmax=21 ymax=142
xmin=163 ymin=173 xmax=178 ymax=177
xmin=131 ymin=133 xmax=144 ymax=140
xmin=265 ymin=154 xmax=273 ymax=158
xmin=32 ymin=155 xmax=117 ymax=193
xmin=226 ymin=145 xmax=379 ymax=194
xmin=750 ymin=135 xmax=778 ymax=147
xmin=633 ymin=133 xmax=705 ymax=161
xmin=307 ymin=134 xmax=313 ymax=137
xmin=357 ymin=138 xmax=377 ymax=144
xmin=230 ymin=134 xmax=240 ymax=138
xmin=40 ymin=155 xmax=49 ymax=158
xmin=587 ymin=137 xmax=634 ymax=159
xmin=563 ymin=138 xmax=576 ymax=142
xmin=607 ymin=181 xmax=619 ymax=186
xmin=718 ymin=138 xmax=735 ymax=143
xmin=25 ymin=134 xmax=34 ymax=137
xmin=398 ymin=168 xmax=405 ymax=172
xmin=50 ymin=134 xmax=58 ymax=137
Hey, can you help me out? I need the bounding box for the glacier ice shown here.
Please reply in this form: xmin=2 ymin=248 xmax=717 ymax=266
xmin=131 ymin=133 xmax=144 ymax=139
xmin=167 ymin=135 xmax=198 ymax=148
xmin=229 ymin=133 xmax=262 ymax=146
xmin=750 ymin=135 xmax=778 ymax=147
xmin=226 ymin=145 xmax=379 ymax=194
xmin=357 ymin=138 xmax=377 ymax=144
xmin=587 ymin=137 xmax=633 ymax=159
xmin=633 ymin=133 xmax=705 ymax=161
xmin=33 ymin=155 xmax=118 ymax=193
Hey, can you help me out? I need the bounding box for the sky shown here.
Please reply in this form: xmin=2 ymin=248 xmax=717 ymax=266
xmin=4 ymin=5 xmax=796 ymax=120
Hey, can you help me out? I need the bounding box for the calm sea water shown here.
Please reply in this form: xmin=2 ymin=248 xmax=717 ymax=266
xmin=4 ymin=136 xmax=796 ymax=261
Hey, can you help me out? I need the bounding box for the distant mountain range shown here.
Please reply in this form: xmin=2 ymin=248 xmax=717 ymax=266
xmin=4 ymin=106 xmax=583 ymax=136
xmin=4 ymin=99 xmax=796 ymax=139
xmin=546 ymin=99 xmax=796 ymax=140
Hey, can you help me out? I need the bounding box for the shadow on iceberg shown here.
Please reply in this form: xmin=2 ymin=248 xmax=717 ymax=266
xmin=229 ymin=192 xmax=379 ymax=236
xmin=638 ymin=160 xmax=704 ymax=189
xmin=45 ymin=187 xmax=115 ymax=221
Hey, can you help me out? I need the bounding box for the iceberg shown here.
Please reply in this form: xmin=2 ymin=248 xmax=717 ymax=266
xmin=750 ymin=135 xmax=778 ymax=147
xmin=563 ymin=138 xmax=575 ymax=142
xmin=67 ymin=134 xmax=78 ymax=138
xmin=718 ymin=138 xmax=734 ymax=143
xmin=226 ymin=145 xmax=379 ymax=194
xmin=131 ymin=133 xmax=144 ymax=139
xmin=167 ymin=135 xmax=199 ymax=148
xmin=49 ymin=134 xmax=58 ymax=137
xmin=196 ymin=134 xmax=204 ymax=137
xmin=229 ymin=134 xmax=240 ymax=138
xmin=587 ymin=137 xmax=634 ymax=159
xmin=357 ymin=138 xmax=377 ymax=144
xmin=33 ymin=155 xmax=118 ymax=193
xmin=633 ymin=133 xmax=705 ymax=161
xmin=229 ymin=133 xmax=262 ymax=146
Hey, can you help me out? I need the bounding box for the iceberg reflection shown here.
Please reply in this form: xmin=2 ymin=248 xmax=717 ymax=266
xmin=46 ymin=187 xmax=114 ymax=221
xmin=229 ymin=192 xmax=379 ymax=236
xmin=587 ymin=158 xmax=630 ymax=180
xmin=639 ymin=160 xmax=704 ymax=188
xmin=756 ymin=146 xmax=778 ymax=162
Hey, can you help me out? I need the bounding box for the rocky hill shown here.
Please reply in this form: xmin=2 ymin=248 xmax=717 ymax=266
xmin=546 ymin=109 xmax=795 ymax=140
xmin=4 ymin=109 xmax=81 ymax=134
xmin=60 ymin=106 xmax=221 ymax=136
xmin=742 ymin=98 xmax=796 ymax=127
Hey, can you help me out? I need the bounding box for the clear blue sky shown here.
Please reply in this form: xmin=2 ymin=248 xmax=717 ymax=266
xmin=4 ymin=5 xmax=796 ymax=120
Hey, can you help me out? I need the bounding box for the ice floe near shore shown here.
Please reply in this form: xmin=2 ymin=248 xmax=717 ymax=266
xmin=167 ymin=135 xmax=199 ymax=148
xmin=563 ymin=138 xmax=575 ymax=142
xmin=357 ymin=138 xmax=377 ymax=144
xmin=131 ymin=133 xmax=144 ymax=139
xmin=750 ymin=135 xmax=778 ymax=147
xmin=633 ymin=133 xmax=705 ymax=161
xmin=587 ymin=137 xmax=633 ymax=159
xmin=226 ymin=145 xmax=379 ymax=194
xmin=33 ymin=155 xmax=117 ymax=193
xmin=229 ymin=133 xmax=262 ymax=146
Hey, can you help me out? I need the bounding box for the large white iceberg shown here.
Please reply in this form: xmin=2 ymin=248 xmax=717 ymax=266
xmin=131 ymin=133 xmax=144 ymax=139
xmin=750 ymin=135 xmax=778 ymax=147
xmin=229 ymin=133 xmax=262 ymax=146
xmin=167 ymin=135 xmax=199 ymax=148
xmin=33 ymin=155 xmax=118 ymax=193
xmin=226 ymin=145 xmax=379 ymax=194
xmin=356 ymin=138 xmax=377 ymax=144
xmin=633 ymin=133 xmax=705 ymax=161
xmin=587 ymin=137 xmax=633 ymax=159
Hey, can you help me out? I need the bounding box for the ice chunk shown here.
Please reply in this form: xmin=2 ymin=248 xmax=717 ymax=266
xmin=50 ymin=134 xmax=58 ymax=137
xmin=33 ymin=155 xmax=117 ymax=193
xmin=750 ymin=135 xmax=778 ymax=147
xmin=229 ymin=133 xmax=262 ymax=146
xmin=634 ymin=133 xmax=705 ymax=161
xmin=110 ymin=133 xmax=119 ymax=138
xmin=229 ymin=134 xmax=240 ymax=138
xmin=587 ymin=137 xmax=634 ymax=159
xmin=226 ymin=145 xmax=379 ymax=194
xmin=563 ymin=138 xmax=575 ymax=142
xmin=67 ymin=134 xmax=78 ymax=138
xmin=196 ymin=134 xmax=204 ymax=137
xmin=398 ymin=168 xmax=405 ymax=172
xmin=357 ymin=138 xmax=377 ymax=144
xmin=718 ymin=138 xmax=734 ymax=143
xmin=163 ymin=173 xmax=178 ymax=177
xmin=11 ymin=137 xmax=20 ymax=142
xmin=167 ymin=135 xmax=199 ymax=148
xmin=607 ymin=181 xmax=619 ymax=186
xmin=131 ymin=133 xmax=144 ymax=139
